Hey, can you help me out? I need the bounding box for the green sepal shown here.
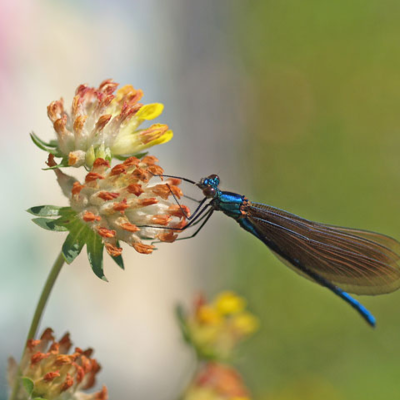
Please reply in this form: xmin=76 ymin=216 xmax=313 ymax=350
xmin=114 ymin=151 xmax=149 ymax=161
xmin=86 ymin=229 xmax=107 ymax=281
xmin=48 ymin=139 xmax=58 ymax=147
xmin=21 ymin=377 xmax=34 ymax=396
xmin=32 ymin=218 xmax=69 ymax=231
xmin=30 ymin=132 xmax=63 ymax=157
xmin=57 ymin=207 xmax=79 ymax=220
xmin=175 ymin=304 xmax=192 ymax=345
xmin=27 ymin=205 xmax=64 ymax=217
xmin=104 ymin=147 xmax=112 ymax=164
xmin=28 ymin=206 xmax=111 ymax=280
xmin=135 ymin=151 xmax=149 ymax=159
xmin=30 ymin=132 xmax=57 ymax=147
xmin=109 ymin=241 xmax=125 ymax=270
xmin=114 ymin=155 xmax=127 ymax=161
xmin=175 ymin=304 xmax=220 ymax=362
xmin=62 ymin=218 xmax=90 ymax=264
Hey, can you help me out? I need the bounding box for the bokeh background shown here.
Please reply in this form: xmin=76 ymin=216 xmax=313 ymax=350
xmin=2 ymin=1 xmax=400 ymax=399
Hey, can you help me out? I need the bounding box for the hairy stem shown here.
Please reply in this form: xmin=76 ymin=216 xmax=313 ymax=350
xmin=9 ymin=251 xmax=65 ymax=400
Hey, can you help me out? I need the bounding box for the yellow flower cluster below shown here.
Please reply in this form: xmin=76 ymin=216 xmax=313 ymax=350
xmin=183 ymin=362 xmax=251 ymax=400
xmin=187 ymin=291 xmax=259 ymax=360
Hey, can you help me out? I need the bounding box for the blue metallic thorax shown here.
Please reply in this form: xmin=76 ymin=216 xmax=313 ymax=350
xmin=216 ymin=193 xmax=264 ymax=239
xmin=202 ymin=176 xmax=247 ymax=219
xmin=206 ymin=180 xmax=260 ymax=237
xmin=213 ymin=191 xmax=246 ymax=219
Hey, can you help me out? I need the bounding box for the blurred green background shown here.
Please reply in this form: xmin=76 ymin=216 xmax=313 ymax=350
xmin=227 ymin=2 xmax=400 ymax=400
xmin=2 ymin=1 xmax=400 ymax=399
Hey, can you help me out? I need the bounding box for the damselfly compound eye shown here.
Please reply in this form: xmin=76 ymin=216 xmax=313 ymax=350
xmin=203 ymin=186 xmax=216 ymax=198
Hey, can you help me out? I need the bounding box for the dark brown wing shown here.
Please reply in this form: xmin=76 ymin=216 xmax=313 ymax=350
xmin=246 ymin=202 xmax=400 ymax=295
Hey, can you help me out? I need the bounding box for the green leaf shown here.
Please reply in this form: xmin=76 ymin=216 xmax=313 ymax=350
xmin=87 ymin=230 xmax=107 ymax=281
xmin=33 ymin=398 xmax=47 ymax=400
xmin=28 ymin=205 xmax=115 ymax=278
xmin=27 ymin=205 xmax=63 ymax=217
xmin=30 ymin=207 xmax=77 ymax=232
xmin=175 ymin=304 xmax=192 ymax=345
xmin=175 ymin=303 xmax=185 ymax=323
xmin=108 ymin=241 xmax=124 ymax=270
xmin=32 ymin=218 xmax=69 ymax=231
xmin=48 ymin=140 xmax=58 ymax=147
xmin=62 ymin=218 xmax=90 ymax=264
xmin=114 ymin=154 xmax=129 ymax=161
xmin=21 ymin=377 xmax=34 ymax=396
xmin=58 ymin=207 xmax=78 ymax=219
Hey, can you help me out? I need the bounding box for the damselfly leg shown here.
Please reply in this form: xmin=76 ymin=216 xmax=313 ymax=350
xmin=150 ymin=173 xmax=203 ymax=219
xmin=138 ymin=202 xmax=213 ymax=233
xmin=151 ymin=209 xmax=215 ymax=245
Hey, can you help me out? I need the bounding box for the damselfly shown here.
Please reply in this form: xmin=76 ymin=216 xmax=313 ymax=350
xmin=157 ymin=174 xmax=400 ymax=327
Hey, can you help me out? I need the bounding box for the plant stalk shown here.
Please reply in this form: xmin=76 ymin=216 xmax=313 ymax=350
xmin=9 ymin=251 xmax=65 ymax=400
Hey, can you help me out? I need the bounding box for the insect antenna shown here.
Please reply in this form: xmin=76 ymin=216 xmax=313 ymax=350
xmin=149 ymin=172 xmax=197 ymax=185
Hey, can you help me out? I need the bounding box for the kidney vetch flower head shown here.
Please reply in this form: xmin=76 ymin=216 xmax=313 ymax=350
xmin=183 ymin=362 xmax=251 ymax=400
xmin=28 ymin=155 xmax=190 ymax=279
xmin=8 ymin=328 xmax=107 ymax=400
xmin=31 ymin=79 xmax=173 ymax=169
xmin=177 ymin=291 xmax=259 ymax=361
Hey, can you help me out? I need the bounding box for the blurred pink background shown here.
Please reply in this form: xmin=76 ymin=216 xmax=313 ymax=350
xmin=0 ymin=2 xmax=245 ymax=399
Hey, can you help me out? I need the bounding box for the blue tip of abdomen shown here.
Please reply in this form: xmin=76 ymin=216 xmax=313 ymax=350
xmin=339 ymin=290 xmax=376 ymax=328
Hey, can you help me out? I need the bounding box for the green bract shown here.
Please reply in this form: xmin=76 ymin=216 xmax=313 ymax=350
xmin=27 ymin=206 xmax=124 ymax=280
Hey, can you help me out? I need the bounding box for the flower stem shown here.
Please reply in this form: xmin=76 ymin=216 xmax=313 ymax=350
xmin=9 ymin=251 xmax=65 ymax=400
xmin=176 ymin=353 xmax=201 ymax=400
xmin=25 ymin=251 xmax=65 ymax=341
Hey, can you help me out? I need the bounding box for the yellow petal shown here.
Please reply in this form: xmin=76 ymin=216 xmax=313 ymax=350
xmin=136 ymin=103 xmax=164 ymax=121
xmin=146 ymin=128 xmax=173 ymax=147
xmin=232 ymin=312 xmax=259 ymax=335
xmin=214 ymin=291 xmax=246 ymax=315
xmin=139 ymin=126 xmax=173 ymax=148
xmin=197 ymin=305 xmax=222 ymax=325
xmin=111 ymin=128 xmax=173 ymax=156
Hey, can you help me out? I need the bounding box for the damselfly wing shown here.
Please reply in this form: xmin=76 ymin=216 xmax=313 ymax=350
xmin=245 ymin=202 xmax=400 ymax=296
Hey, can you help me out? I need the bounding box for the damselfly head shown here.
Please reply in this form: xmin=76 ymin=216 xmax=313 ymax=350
xmin=197 ymin=174 xmax=220 ymax=198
